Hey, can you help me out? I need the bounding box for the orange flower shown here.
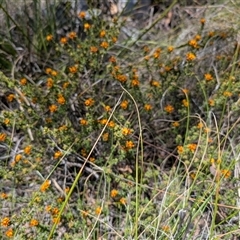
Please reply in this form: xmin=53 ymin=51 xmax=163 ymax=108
xmin=46 ymin=78 xmax=53 ymax=88
xmin=111 ymin=37 xmax=117 ymax=43
xmin=99 ymin=30 xmax=106 ymax=38
xmin=122 ymin=128 xmax=132 ymax=136
xmin=5 ymin=228 xmax=14 ymax=238
xmin=54 ymin=151 xmax=63 ymax=159
xmin=24 ymin=146 xmax=32 ymax=155
xmin=69 ymin=65 xmax=77 ymax=74
xmin=144 ymin=104 xmax=152 ymax=111
xmin=0 ymin=133 xmax=6 ymax=141
xmin=90 ymin=46 xmax=98 ymax=53
xmin=15 ymin=154 xmax=22 ymax=162
xmin=116 ymin=74 xmax=127 ymax=83
xmin=95 ymin=206 xmax=102 ymax=215
xmin=182 ymin=99 xmax=189 ymax=107
xmin=120 ymin=100 xmax=128 ymax=110
xmin=177 ymin=146 xmax=184 ymax=154
xmin=68 ymin=31 xmax=77 ymax=39
xmin=60 ymin=37 xmax=68 ymax=44
xmin=104 ymin=105 xmax=112 ymax=112
xmin=57 ymin=94 xmax=65 ymax=105
xmin=4 ymin=118 xmax=10 ymax=125
xmin=188 ymin=39 xmax=198 ymax=48
xmin=109 ymin=56 xmax=116 ymax=63
xmin=1 ymin=217 xmax=10 ymax=227
xmin=223 ymin=91 xmax=232 ymax=97
xmin=119 ymin=197 xmax=126 ymax=205
xmin=80 ymin=119 xmax=88 ymax=125
xmin=188 ymin=143 xmax=197 ymax=153
xmin=131 ymin=79 xmax=140 ymax=87
xmin=0 ymin=192 xmax=8 ymax=199
xmin=221 ymin=169 xmax=231 ymax=178
xmin=167 ymin=46 xmax=174 ymax=52
xmin=186 ymin=52 xmax=196 ymax=61
xmin=20 ymin=78 xmax=27 ymax=85
xmin=172 ymin=121 xmax=180 ymax=127
xmin=84 ymin=23 xmax=91 ymax=30
xmin=200 ymin=18 xmax=205 ymax=24
xmin=49 ymin=104 xmax=57 ymax=113
xmin=208 ymin=99 xmax=215 ymax=106
xmin=164 ymin=104 xmax=174 ymax=113
xmin=99 ymin=118 xmax=108 ymax=125
xmin=7 ymin=94 xmax=15 ymax=102
xmin=125 ymin=140 xmax=134 ymax=150
xmin=150 ymin=80 xmax=160 ymax=87
xmin=51 ymin=207 xmax=59 ymax=216
xmin=29 ymin=219 xmax=39 ymax=227
xmin=102 ymin=132 xmax=109 ymax=141
xmin=153 ymin=48 xmax=161 ymax=59
xmin=78 ymin=11 xmax=86 ymax=19
xmin=204 ymin=73 xmax=213 ymax=81
xmin=110 ymin=189 xmax=118 ymax=198
xmin=107 ymin=121 xmax=115 ymax=128
xmin=46 ymin=34 xmax=53 ymax=41
xmin=40 ymin=180 xmax=51 ymax=192
xmin=84 ymin=98 xmax=94 ymax=107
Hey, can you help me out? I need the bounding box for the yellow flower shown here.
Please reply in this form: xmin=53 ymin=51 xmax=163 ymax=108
xmin=90 ymin=46 xmax=98 ymax=53
xmin=221 ymin=169 xmax=231 ymax=178
xmin=162 ymin=225 xmax=170 ymax=232
xmin=182 ymin=99 xmax=189 ymax=107
xmin=69 ymin=65 xmax=78 ymax=74
xmin=100 ymin=41 xmax=109 ymax=49
xmin=57 ymin=94 xmax=65 ymax=105
xmin=40 ymin=180 xmax=51 ymax=192
xmin=144 ymin=104 xmax=152 ymax=111
xmin=84 ymin=98 xmax=95 ymax=107
xmin=120 ymin=100 xmax=128 ymax=110
xmin=95 ymin=206 xmax=102 ymax=215
xmin=51 ymin=207 xmax=59 ymax=216
xmin=204 ymin=73 xmax=213 ymax=81
xmin=46 ymin=78 xmax=53 ymax=88
xmin=107 ymin=121 xmax=115 ymax=128
xmin=20 ymin=78 xmax=27 ymax=85
xmin=167 ymin=46 xmax=174 ymax=52
xmin=89 ymin=157 xmax=95 ymax=162
xmin=52 ymin=217 xmax=60 ymax=224
xmin=200 ymin=18 xmax=205 ymax=24
xmin=46 ymin=34 xmax=53 ymax=41
xmin=99 ymin=118 xmax=108 ymax=125
xmin=15 ymin=154 xmax=22 ymax=162
xmin=150 ymin=80 xmax=160 ymax=87
xmin=197 ymin=122 xmax=204 ymax=128
xmin=177 ymin=146 xmax=184 ymax=154
xmin=7 ymin=94 xmax=15 ymax=102
xmin=111 ymin=37 xmax=117 ymax=43
xmin=58 ymin=125 xmax=67 ymax=131
xmin=99 ymin=30 xmax=106 ymax=38
xmin=0 ymin=193 xmax=8 ymax=199
xmin=223 ymin=91 xmax=232 ymax=97
xmin=45 ymin=68 xmax=52 ymax=74
xmin=84 ymin=23 xmax=91 ymax=30
xmin=188 ymin=39 xmax=198 ymax=48
xmin=125 ymin=140 xmax=135 ymax=150
xmin=62 ymin=82 xmax=70 ymax=89
xmin=24 ymin=146 xmax=32 ymax=155
xmin=122 ymin=128 xmax=132 ymax=136
xmin=119 ymin=197 xmax=126 ymax=205
xmin=186 ymin=52 xmax=196 ymax=61
xmin=54 ymin=151 xmax=63 ymax=159
xmin=164 ymin=104 xmax=174 ymax=113
xmin=80 ymin=119 xmax=88 ymax=125
xmin=0 ymin=133 xmax=7 ymax=141
xmin=172 ymin=121 xmax=180 ymax=127
xmin=110 ymin=189 xmax=118 ymax=198
xmin=194 ymin=34 xmax=201 ymax=41
xmin=51 ymin=70 xmax=58 ymax=77
xmin=131 ymin=79 xmax=140 ymax=87
xmin=29 ymin=219 xmax=39 ymax=227
xmin=49 ymin=104 xmax=57 ymax=113
xmin=116 ymin=74 xmax=127 ymax=83
xmin=102 ymin=132 xmax=109 ymax=141
xmin=153 ymin=48 xmax=161 ymax=59
xmin=188 ymin=143 xmax=197 ymax=153
xmin=5 ymin=228 xmax=14 ymax=238
xmin=78 ymin=11 xmax=86 ymax=19
xmin=60 ymin=37 xmax=68 ymax=44
xmin=68 ymin=31 xmax=77 ymax=39
xmin=208 ymin=99 xmax=215 ymax=106
xmin=104 ymin=105 xmax=112 ymax=112
xmin=4 ymin=118 xmax=10 ymax=125
xmin=1 ymin=217 xmax=10 ymax=227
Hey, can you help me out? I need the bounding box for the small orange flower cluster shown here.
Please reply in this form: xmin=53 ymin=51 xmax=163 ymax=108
xmin=80 ymin=119 xmax=88 ymax=125
xmin=49 ymin=104 xmax=57 ymax=113
xmin=90 ymin=46 xmax=98 ymax=53
xmin=120 ymin=100 xmax=128 ymax=110
xmin=186 ymin=52 xmax=196 ymax=61
xmin=122 ymin=127 xmax=133 ymax=136
xmin=29 ymin=219 xmax=39 ymax=227
xmin=115 ymin=74 xmax=127 ymax=83
xmin=57 ymin=94 xmax=66 ymax=105
xmin=84 ymin=98 xmax=95 ymax=107
xmin=46 ymin=34 xmax=53 ymax=41
xmin=45 ymin=68 xmax=58 ymax=76
xmin=0 ymin=133 xmax=6 ymax=141
xmin=20 ymin=78 xmax=27 ymax=85
xmin=24 ymin=145 xmax=32 ymax=155
xmin=40 ymin=180 xmax=51 ymax=192
xmin=164 ymin=104 xmax=174 ymax=113
xmin=125 ymin=140 xmax=135 ymax=150
xmin=1 ymin=217 xmax=10 ymax=227
xmin=188 ymin=143 xmax=197 ymax=153
xmin=78 ymin=11 xmax=86 ymax=19
xmin=167 ymin=46 xmax=174 ymax=53
xmin=54 ymin=151 xmax=63 ymax=159
xmin=69 ymin=65 xmax=78 ymax=74
xmin=144 ymin=104 xmax=152 ymax=111
xmin=150 ymin=80 xmax=160 ymax=87
xmin=102 ymin=132 xmax=109 ymax=141
xmin=188 ymin=39 xmax=198 ymax=48
xmin=204 ymin=73 xmax=213 ymax=81
xmin=47 ymin=77 xmax=53 ymax=88
xmin=110 ymin=189 xmax=118 ymax=198
xmin=95 ymin=206 xmax=102 ymax=215
xmin=177 ymin=145 xmax=184 ymax=154
xmin=153 ymin=48 xmax=161 ymax=59
xmin=100 ymin=41 xmax=109 ymax=49
xmin=182 ymin=99 xmax=189 ymax=107
xmin=6 ymin=94 xmax=15 ymax=102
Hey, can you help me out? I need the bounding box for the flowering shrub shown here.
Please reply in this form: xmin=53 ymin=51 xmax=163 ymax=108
xmin=0 ymin=1 xmax=240 ymax=239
